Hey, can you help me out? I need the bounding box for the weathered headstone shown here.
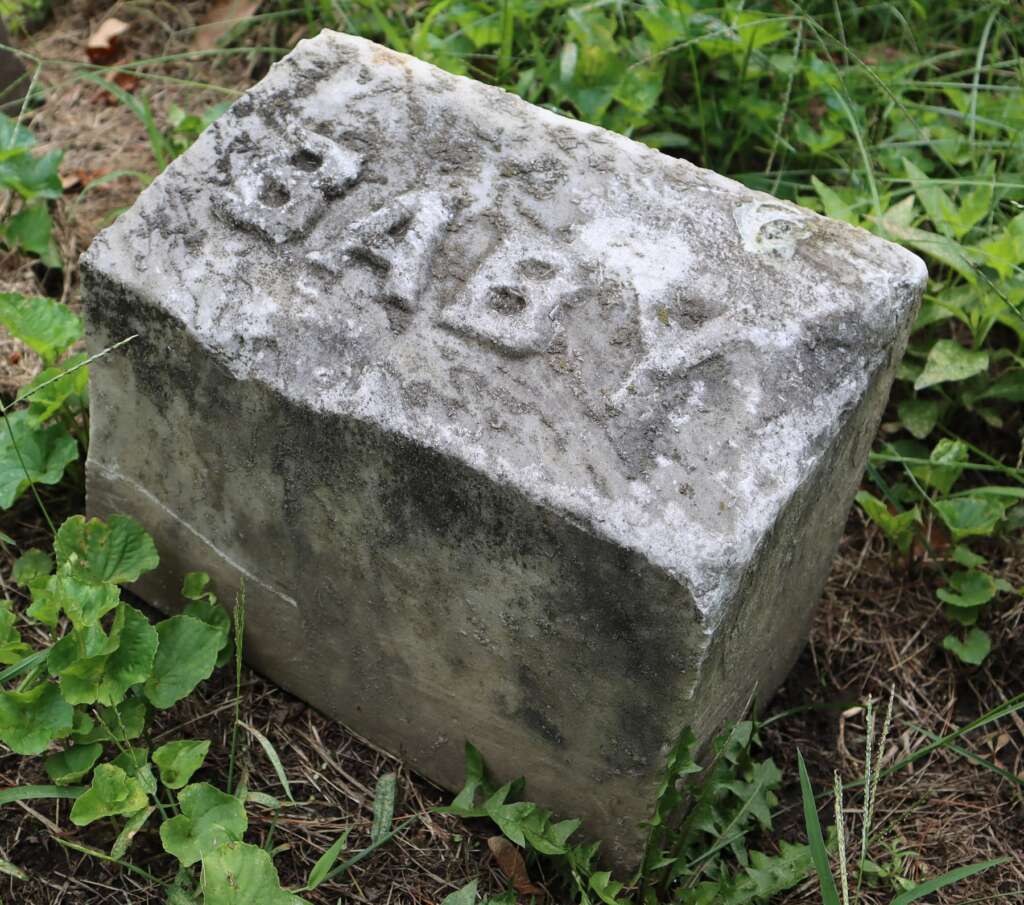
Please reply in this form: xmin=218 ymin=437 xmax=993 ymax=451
xmin=82 ymin=31 xmax=926 ymax=867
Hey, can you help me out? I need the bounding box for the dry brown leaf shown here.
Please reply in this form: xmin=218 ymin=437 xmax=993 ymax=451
xmin=86 ymin=17 xmax=131 ymax=64
xmin=193 ymin=0 xmax=261 ymax=51
xmin=487 ymin=836 xmax=544 ymax=897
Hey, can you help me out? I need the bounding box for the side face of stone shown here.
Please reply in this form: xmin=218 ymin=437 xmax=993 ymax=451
xmin=82 ymin=31 xmax=926 ymax=868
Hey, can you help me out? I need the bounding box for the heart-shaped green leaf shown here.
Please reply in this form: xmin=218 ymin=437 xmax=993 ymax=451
xmin=936 ymin=570 xmax=1000 ymax=608
xmin=160 ymin=783 xmax=247 ymax=867
xmin=144 ymin=615 xmax=222 ymax=709
xmin=55 ymin=515 xmax=159 ymax=586
xmin=200 ymin=841 xmax=307 ymax=905
xmin=934 ymin=496 xmax=1008 ymax=539
xmin=0 ymin=682 xmax=74 ymax=754
xmin=69 ymin=763 xmax=149 ymax=826
xmin=942 ymin=627 xmax=991 ymax=665
xmin=154 ymin=740 xmax=211 ymax=790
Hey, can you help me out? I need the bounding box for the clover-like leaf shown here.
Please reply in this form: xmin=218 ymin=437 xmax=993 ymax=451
xmin=160 ymin=783 xmax=248 ymax=867
xmin=0 ymin=681 xmax=74 ymax=754
xmin=11 ymin=548 xmax=52 ymax=587
xmin=0 ymin=411 xmax=78 ymax=510
xmin=45 ymin=742 xmax=103 ymax=785
xmin=0 ymin=293 xmax=80 ymax=365
xmin=200 ymin=841 xmax=307 ymax=905
xmin=69 ymin=763 xmax=150 ymax=827
xmin=55 ymin=515 xmax=159 ymax=586
xmin=154 ymin=740 xmax=211 ymax=790
xmin=144 ymin=615 xmax=222 ymax=709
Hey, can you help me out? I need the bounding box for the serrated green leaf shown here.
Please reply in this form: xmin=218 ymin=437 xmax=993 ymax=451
xmin=154 ymin=739 xmax=211 ymax=790
xmin=55 ymin=514 xmax=159 ymax=586
xmin=0 ymin=148 xmax=63 ymax=200
xmin=45 ymin=742 xmax=103 ymax=785
xmin=0 ymin=293 xmax=80 ymax=364
xmin=3 ymin=202 xmax=58 ymax=266
xmin=200 ymin=841 xmax=307 ymax=905
xmin=111 ymin=805 xmax=154 ymax=860
xmin=0 ymin=410 xmax=78 ymax=509
xmin=70 ymin=763 xmax=149 ymax=826
xmin=0 ymin=681 xmax=74 ymax=754
xmin=145 ymin=614 xmax=222 ymax=709
xmin=942 ymin=628 xmax=991 ymax=665
xmin=914 ymin=340 xmax=988 ymax=391
xmin=160 ymin=783 xmax=248 ymax=867
xmin=11 ymin=548 xmax=52 ymax=587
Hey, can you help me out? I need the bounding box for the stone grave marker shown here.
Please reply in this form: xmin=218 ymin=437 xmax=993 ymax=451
xmin=82 ymin=31 xmax=926 ymax=868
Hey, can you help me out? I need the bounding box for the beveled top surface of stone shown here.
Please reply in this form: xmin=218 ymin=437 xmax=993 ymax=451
xmin=84 ymin=31 xmax=926 ymax=623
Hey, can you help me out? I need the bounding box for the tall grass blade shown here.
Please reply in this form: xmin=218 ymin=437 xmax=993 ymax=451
xmin=303 ymin=828 xmax=351 ymax=891
xmin=241 ymin=720 xmax=293 ymax=802
xmin=797 ymin=751 xmax=841 ymax=905
xmin=0 ymin=784 xmax=84 ymax=805
xmin=891 ymin=857 xmax=1008 ymax=905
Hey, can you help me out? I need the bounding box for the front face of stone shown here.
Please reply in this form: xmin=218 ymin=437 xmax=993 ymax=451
xmin=82 ymin=32 xmax=925 ymax=868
